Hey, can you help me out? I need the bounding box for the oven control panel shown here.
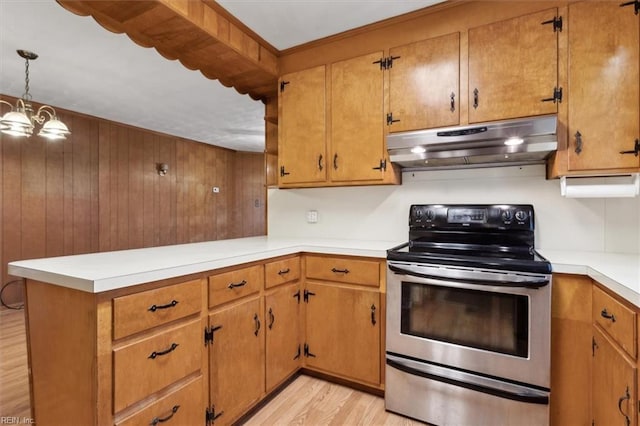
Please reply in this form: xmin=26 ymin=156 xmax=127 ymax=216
xmin=410 ymin=204 xmax=534 ymax=230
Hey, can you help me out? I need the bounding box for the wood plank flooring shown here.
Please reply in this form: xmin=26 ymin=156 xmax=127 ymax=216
xmin=0 ymin=307 xmax=423 ymax=425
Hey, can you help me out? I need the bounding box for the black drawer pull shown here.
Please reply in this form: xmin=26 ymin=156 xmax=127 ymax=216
xmin=148 ymin=300 xmax=178 ymax=312
xmin=148 ymin=343 xmax=179 ymax=359
xmin=268 ymin=308 xmax=275 ymax=329
xmin=151 ymin=405 xmax=180 ymax=425
xmin=601 ymin=308 xmax=616 ymax=322
xmin=228 ymin=279 xmax=247 ymax=289
xmin=278 ymin=268 xmax=290 ymax=275
xmin=331 ymin=268 xmax=350 ymax=274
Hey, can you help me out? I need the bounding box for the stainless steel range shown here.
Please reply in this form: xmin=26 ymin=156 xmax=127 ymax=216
xmin=385 ymin=204 xmax=552 ymax=426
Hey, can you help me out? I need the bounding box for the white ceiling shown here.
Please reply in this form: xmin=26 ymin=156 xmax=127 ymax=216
xmin=0 ymin=0 xmax=443 ymax=152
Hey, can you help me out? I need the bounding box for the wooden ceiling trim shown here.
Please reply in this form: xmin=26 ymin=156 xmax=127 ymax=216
xmin=56 ymin=0 xmax=278 ymax=100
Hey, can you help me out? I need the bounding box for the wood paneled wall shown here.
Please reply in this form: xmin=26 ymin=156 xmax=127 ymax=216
xmin=0 ymin=95 xmax=265 ymax=305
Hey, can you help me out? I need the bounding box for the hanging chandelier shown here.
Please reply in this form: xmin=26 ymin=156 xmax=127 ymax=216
xmin=0 ymin=50 xmax=71 ymax=140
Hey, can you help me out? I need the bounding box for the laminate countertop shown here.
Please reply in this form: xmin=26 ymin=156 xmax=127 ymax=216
xmin=8 ymin=236 xmax=640 ymax=307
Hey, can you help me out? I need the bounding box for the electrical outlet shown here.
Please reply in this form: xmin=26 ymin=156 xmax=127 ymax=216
xmin=306 ymin=210 xmax=318 ymax=223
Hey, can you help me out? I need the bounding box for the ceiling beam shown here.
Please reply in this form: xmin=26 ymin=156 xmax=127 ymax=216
xmin=57 ymin=0 xmax=279 ymax=101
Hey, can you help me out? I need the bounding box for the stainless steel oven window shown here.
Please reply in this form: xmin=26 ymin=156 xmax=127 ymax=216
xmin=400 ymin=281 xmax=529 ymax=357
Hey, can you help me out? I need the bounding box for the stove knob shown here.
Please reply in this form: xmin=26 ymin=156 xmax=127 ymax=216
xmin=501 ymin=210 xmax=513 ymax=221
xmin=515 ymin=210 xmax=528 ymax=222
xmin=425 ymin=209 xmax=435 ymax=221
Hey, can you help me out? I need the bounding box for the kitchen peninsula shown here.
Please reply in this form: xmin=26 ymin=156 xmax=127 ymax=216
xmin=8 ymin=236 xmax=640 ymax=425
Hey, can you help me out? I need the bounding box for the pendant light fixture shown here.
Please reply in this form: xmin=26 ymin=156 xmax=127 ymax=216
xmin=0 ymin=50 xmax=71 ymax=140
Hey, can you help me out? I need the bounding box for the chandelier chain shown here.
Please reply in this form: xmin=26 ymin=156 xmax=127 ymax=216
xmin=23 ymin=57 xmax=32 ymax=101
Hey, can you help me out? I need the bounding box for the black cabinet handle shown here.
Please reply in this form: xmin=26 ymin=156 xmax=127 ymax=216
xmin=268 ymin=308 xmax=275 ymax=330
xmin=278 ymin=268 xmax=290 ymax=275
xmin=601 ymin=308 xmax=616 ymax=322
xmin=280 ymin=166 xmax=290 ymax=177
xmin=473 ymin=88 xmax=479 ymax=109
xmin=318 ymin=154 xmax=324 ymax=171
xmin=331 ymin=268 xmax=350 ymax=274
xmin=618 ymin=386 xmax=631 ymax=426
xmin=228 ymin=279 xmax=247 ymax=289
xmin=619 ymin=139 xmax=640 ymax=157
xmin=148 ymin=300 xmax=178 ymax=312
xmin=333 ymin=153 xmax=339 ymax=170
xmin=450 ymin=92 xmax=455 ymax=112
xmin=148 ymin=343 xmax=179 ymax=359
xmin=151 ymin=405 xmax=180 ymax=425
xmin=254 ymin=313 xmax=261 ymax=336
xmin=574 ymin=131 xmax=583 ymax=154
xmin=371 ymin=304 xmax=377 ymax=325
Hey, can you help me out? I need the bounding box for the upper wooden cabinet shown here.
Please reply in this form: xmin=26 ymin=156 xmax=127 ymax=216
xmin=278 ymin=56 xmax=399 ymax=188
xmin=330 ymin=52 xmax=388 ymax=183
xmin=468 ymin=8 xmax=560 ymax=123
xmin=278 ymin=65 xmax=327 ymax=185
xmin=388 ymin=32 xmax=461 ymax=132
xmin=565 ymin=1 xmax=640 ymax=172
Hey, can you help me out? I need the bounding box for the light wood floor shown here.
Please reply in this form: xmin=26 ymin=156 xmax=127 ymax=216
xmin=0 ymin=307 xmax=423 ymax=425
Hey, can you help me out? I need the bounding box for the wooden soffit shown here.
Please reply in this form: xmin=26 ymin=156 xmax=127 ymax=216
xmin=57 ymin=0 xmax=279 ymax=101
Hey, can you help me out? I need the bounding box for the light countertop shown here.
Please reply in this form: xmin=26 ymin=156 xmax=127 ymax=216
xmin=8 ymin=236 xmax=640 ymax=307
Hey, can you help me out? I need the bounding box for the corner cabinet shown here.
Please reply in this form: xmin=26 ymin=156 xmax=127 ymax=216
xmin=564 ymin=1 xmax=640 ymax=173
xmin=388 ymin=32 xmax=460 ymax=133
xmin=468 ymin=8 xmax=560 ymax=123
xmin=278 ymin=55 xmax=400 ymax=188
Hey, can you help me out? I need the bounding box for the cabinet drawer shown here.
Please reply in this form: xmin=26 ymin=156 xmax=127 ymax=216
xmin=209 ymin=265 xmax=263 ymax=308
xmin=113 ymin=279 xmax=202 ymax=340
xmin=116 ymin=375 xmax=203 ymax=426
xmin=265 ymin=257 xmax=301 ymax=288
xmin=593 ymin=285 xmax=636 ymax=358
xmin=305 ymin=255 xmax=380 ymax=287
xmin=113 ymin=319 xmax=202 ymax=412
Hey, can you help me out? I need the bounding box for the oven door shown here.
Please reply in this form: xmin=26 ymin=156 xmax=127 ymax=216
xmin=386 ymin=260 xmax=551 ymax=389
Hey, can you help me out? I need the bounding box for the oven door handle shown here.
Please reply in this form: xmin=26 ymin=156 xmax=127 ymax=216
xmin=388 ymin=264 xmax=549 ymax=289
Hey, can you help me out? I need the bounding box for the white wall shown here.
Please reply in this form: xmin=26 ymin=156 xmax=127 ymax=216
xmin=268 ymin=165 xmax=640 ymax=254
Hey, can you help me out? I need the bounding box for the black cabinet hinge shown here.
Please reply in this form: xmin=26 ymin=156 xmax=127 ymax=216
xmin=541 ymin=16 xmax=563 ymax=32
xmin=373 ymin=56 xmax=401 ymax=70
xmin=620 ymin=139 xmax=640 ymax=157
xmin=294 ymin=344 xmax=301 ymax=360
xmin=303 ymin=289 xmax=316 ymax=303
xmin=620 ymin=0 xmax=640 ymax=15
xmin=280 ymin=166 xmax=290 ymax=177
xmin=592 ymin=336 xmax=598 ymax=356
xmin=372 ymin=159 xmax=387 ymax=171
xmin=205 ymin=405 xmax=223 ymax=425
xmin=204 ymin=325 xmax=222 ymax=346
xmin=304 ymin=343 xmax=316 ymax=358
xmin=386 ymin=113 xmax=400 ymax=126
xmin=541 ymin=87 xmax=563 ymax=103
xmin=280 ymin=81 xmax=290 ymax=92
xmin=293 ymin=290 xmax=301 ymax=303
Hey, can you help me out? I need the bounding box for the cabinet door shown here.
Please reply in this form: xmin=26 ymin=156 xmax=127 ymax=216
xmin=389 ymin=32 xmax=460 ymax=132
xmin=209 ymin=297 xmax=264 ymax=424
xmin=304 ymin=282 xmax=380 ymax=385
xmin=279 ymin=65 xmax=326 ymax=185
xmin=567 ymin=2 xmax=640 ymax=171
xmin=468 ymin=8 xmax=559 ymax=123
xmin=592 ymin=326 xmax=637 ymax=426
xmin=265 ymin=283 xmax=301 ymax=392
xmin=330 ymin=52 xmax=386 ymax=182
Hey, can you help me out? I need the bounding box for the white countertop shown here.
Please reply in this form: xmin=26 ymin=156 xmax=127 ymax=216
xmin=7 ymin=237 xmax=403 ymax=293
xmin=8 ymin=236 xmax=640 ymax=307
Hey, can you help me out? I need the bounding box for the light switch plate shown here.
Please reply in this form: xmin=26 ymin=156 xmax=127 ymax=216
xmin=306 ymin=210 xmax=318 ymax=223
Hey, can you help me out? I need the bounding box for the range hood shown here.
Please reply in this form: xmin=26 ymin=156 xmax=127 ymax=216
xmin=387 ymin=114 xmax=558 ymax=170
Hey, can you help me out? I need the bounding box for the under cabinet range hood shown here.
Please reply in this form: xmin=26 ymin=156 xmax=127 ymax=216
xmin=387 ymin=114 xmax=558 ymax=170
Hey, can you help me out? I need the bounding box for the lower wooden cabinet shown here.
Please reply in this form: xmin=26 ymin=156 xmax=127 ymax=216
xmin=592 ymin=326 xmax=637 ymax=426
xmin=208 ymin=296 xmax=265 ymax=425
xmin=303 ymin=282 xmax=381 ymax=386
xmin=265 ymin=282 xmax=301 ymax=392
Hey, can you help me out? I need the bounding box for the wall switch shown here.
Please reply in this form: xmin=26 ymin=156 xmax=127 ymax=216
xmin=307 ymin=210 xmax=318 ymax=223
xmin=212 ymin=187 xmax=220 ymax=193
